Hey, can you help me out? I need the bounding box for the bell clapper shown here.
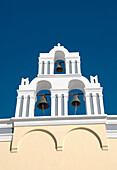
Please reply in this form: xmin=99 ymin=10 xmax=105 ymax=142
xmin=42 ymin=104 xmax=45 ymax=115
xmin=75 ymin=102 xmax=77 ymax=115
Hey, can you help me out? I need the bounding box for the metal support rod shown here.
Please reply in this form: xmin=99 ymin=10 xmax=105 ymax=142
xmin=55 ymin=61 xmax=64 ymax=64
xmin=69 ymin=93 xmax=83 ymax=95
xmin=37 ymin=93 xmax=83 ymax=96
xmin=37 ymin=94 xmax=50 ymax=96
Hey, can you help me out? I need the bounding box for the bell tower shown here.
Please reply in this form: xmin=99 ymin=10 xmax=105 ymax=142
xmin=2 ymin=43 xmax=117 ymax=170
xmin=15 ymin=43 xmax=105 ymax=118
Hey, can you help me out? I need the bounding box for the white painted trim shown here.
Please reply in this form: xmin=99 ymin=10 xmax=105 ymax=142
xmin=0 ymin=133 xmax=13 ymax=136
xmin=37 ymin=74 xmax=82 ymax=78
xmin=106 ymin=130 xmax=117 ymax=138
xmin=0 ymin=119 xmax=11 ymax=122
xmin=106 ymin=116 xmax=117 ymax=124
xmin=12 ymin=115 xmax=107 ymax=127
xmin=0 ymin=119 xmax=13 ymax=128
xmin=0 ymin=134 xmax=13 ymax=142
xmin=0 ymin=124 xmax=13 ymax=128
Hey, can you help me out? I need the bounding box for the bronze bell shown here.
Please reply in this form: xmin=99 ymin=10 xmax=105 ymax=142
xmin=37 ymin=95 xmax=49 ymax=110
xmin=56 ymin=62 xmax=63 ymax=72
xmin=71 ymin=94 xmax=81 ymax=107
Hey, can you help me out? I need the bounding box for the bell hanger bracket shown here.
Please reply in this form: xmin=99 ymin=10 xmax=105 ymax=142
xmin=37 ymin=93 xmax=83 ymax=96
xmin=69 ymin=93 xmax=83 ymax=95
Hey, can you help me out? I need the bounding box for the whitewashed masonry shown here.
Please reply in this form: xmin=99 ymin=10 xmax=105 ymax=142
xmin=15 ymin=43 xmax=105 ymax=118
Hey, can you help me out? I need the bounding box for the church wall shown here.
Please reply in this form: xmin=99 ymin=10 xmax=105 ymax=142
xmin=0 ymin=124 xmax=117 ymax=170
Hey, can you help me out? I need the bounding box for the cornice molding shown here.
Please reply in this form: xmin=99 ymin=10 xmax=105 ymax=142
xmin=0 ymin=115 xmax=117 ymax=141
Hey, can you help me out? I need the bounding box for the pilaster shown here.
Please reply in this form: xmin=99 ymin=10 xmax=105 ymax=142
xmin=85 ymin=94 xmax=92 ymax=115
xmin=92 ymin=93 xmax=98 ymax=115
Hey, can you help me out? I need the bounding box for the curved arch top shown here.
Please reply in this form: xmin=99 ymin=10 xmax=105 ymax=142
xmin=36 ymin=80 xmax=52 ymax=93
xmin=29 ymin=76 xmax=91 ymax=92
xmin=63 ymin=127 xmax=103 ymax=149
xmin=17 ymin=129 xmax=57 ymax=151
xmin=54 ymin=51 xmax=65 ymax=62
xmin=29 ymin=79 xmax=52 ymax=92
xmin=49 ymin=44 xmax=69 ymax=57
xmin=68 ymin=77 xmax=90 ymax=91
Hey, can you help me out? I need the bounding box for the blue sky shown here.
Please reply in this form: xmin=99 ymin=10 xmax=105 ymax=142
xmin=0 ymin=0 xmax=117 ymax=118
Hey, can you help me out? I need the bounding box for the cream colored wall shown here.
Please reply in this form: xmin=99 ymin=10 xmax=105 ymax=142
xmin=0 ymin=124 xmax=117 ymax=170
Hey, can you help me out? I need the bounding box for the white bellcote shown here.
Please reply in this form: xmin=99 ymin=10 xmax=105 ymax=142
xmin=38 ymin=43 xmax=81 ymax=76
xmin=15 ymin=44 xmax=105 ymax=118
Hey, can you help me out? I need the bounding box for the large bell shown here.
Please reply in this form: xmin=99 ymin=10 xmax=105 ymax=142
xmin=71 ymin=94 xmax=81 ymax=107
xmin=37 ymin=95 xmax=49 ymax=110
xmin=56 ymin=62 xmax=63 ymax=72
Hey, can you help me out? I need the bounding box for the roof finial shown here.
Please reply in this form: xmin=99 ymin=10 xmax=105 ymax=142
xmin=54 ymin=43 xmax=64 ymax=48
xmin=57 ymin=43 xmax=61 ymax=47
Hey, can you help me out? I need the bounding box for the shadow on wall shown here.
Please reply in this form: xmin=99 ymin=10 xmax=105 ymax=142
xmin=15 ymin=127 xmax=103 ymax=153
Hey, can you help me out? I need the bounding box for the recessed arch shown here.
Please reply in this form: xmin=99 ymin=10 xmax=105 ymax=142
xmin=49 ymin=45 xmax=69 ymax=58
xmin=68 ymin=79 xmax=85 ymax=92
xmin=18 ymin=129 xmax=57 ymax=151
xmin=63 ymin=127 xmax=103 ymax=149
xmin=54 ymin=50 xmax=65 ymax=62
xmin=36 ymin=80 xmax=52 ymax=93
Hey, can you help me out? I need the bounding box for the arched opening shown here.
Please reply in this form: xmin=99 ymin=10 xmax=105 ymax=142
xmin=36 ymin=80 xmax=52 ymax=93
xmin=54 ymin=50 xmax=66 ymax=74
xmin=35 ymin=90 xmax=51 ymax=116
xmin=35 ymin=80 xmax=52 ymax=116
xmin=68 ymin=89 xmax=86 ymax=115
xmin=68 ymin=79 xmax=86 ymax=115
xmin=54 ymin=59 xmax=66 ymax=74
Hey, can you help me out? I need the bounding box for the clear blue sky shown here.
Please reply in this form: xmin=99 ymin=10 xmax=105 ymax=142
xmin=0 ymin=0 xmax=117 ymax=118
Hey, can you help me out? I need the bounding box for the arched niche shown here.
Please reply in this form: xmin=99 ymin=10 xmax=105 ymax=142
xmin=63 ymin=127 xmax=103 ymax=150
xmin=68 ymin=79 xmax=86 ymax=115
xmin=36 ymin=80 xmax=52 ymax=93
xmin=54 ymin=51 xmax=66 ymax=74
xmin=35 ymin=90 xmax=51 ymax=117
xmin=68 ymin=79 xmax=85 ymax=92
xmin=68 ymin=89 xmax=86 ymax=115
xmin=17 ymin=129 xmax=57 ymax=152
xmin=54 ymin=50 xmax=65 ymax=62
xmin=35 ymin=80 xmax=52 ymax=116
xmin=49 ymin=45 xmax=69 ymax=59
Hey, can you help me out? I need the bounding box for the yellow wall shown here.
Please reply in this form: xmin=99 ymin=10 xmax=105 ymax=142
xmin=0 ymin=124 xmax=117 ymax=170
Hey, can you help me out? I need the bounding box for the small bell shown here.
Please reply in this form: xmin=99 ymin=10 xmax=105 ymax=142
xmin=56 ymin=62 xmax=63 ymax=72
xmin=71 ymin=94 xmax=81 ymax=107
xmin=71 ymin=94 xmax=81 ymax=114
xmin=37 ymin=95 xmax=49 ymax=114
